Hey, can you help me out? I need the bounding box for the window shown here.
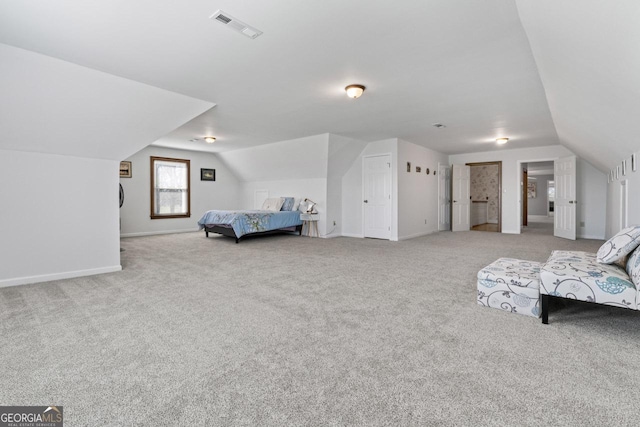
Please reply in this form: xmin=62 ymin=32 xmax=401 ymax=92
xmin=150 ymin=156 xmax=190 ymax=219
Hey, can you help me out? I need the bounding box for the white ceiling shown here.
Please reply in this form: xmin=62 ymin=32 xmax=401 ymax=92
xmin=0 ymin=1 xmax=637 ymax=171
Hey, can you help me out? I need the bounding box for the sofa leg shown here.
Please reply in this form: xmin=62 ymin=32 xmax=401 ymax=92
xmin=541 ymin=294 xmax=549 ymax=324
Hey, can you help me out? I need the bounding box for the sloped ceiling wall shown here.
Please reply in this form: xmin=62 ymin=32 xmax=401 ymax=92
xmin=0 ymin=43 xmax=214 ymax=160
xmin=217 ymin=134 xmax=330 ymax=182
xmin=516 ymin=0 xmax=640 ymax=172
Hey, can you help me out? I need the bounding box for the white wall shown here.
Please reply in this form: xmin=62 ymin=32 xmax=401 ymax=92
xmin=220 ymin=134 xmax=331 ymax=235
xmin=527 ymin=174 xmax=553 ymax=216
xmin=327 ymin=135 xmax=368 ymax=237
xmin=0 ymin=43 xmax=213 ymax=161
xmin=217 ymin=134 xmax=329 ymax=182
xmin=0 ymin=149 xmax=121 ymax=287
xmin=342 ymin=138 xmax=398 ymax=240
xmin=119 ymin=146 xmax=241 ymax=236
xmin=397 ymin=139 xmax=448 ymax=239
xmin=450 ymin=145 xmax=606 ymax=238
xmin=606 ymin=153 xmax=640 ymax=239
xmin=576 ymin=158 xmax=606 ymax=239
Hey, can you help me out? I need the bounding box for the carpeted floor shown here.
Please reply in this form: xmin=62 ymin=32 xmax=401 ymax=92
xmin=1 ymin=230 xmax=639 ymax=426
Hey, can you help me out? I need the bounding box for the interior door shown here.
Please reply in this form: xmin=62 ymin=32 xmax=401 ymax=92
xmin=363 ymin=155 xmax=391 ymax=239
xmin=438 ymin=163 xmax=451 ymax=231
xmin=451 ymin=164 xmax=470 ymax=232
xmin=554 ymin=156 xmax=577 ymax=240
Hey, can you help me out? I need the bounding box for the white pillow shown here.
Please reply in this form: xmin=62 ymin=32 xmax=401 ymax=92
xmin=597 ymin=225 xmax=640 ymax=263
xmin=261 ymin=197 xmax=284 ymax=212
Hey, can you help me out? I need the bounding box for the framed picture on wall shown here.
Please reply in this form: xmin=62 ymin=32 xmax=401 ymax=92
xmin=527 ymin=181 xmax=536 ymax=198
xmin=200 ymin=168 xmax=216 ymax=181
xmin=119 ymin=161 xmax=132 ymax=178
xmin=632 ymin=153 xmax=637 ymax=172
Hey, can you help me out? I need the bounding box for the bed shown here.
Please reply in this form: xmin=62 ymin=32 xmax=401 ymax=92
xmin=197 ymin=209 xmax=303 ymax=243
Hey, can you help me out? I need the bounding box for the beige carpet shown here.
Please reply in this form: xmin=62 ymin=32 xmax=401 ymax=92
xmin=1 ymin=230 xmax=639 ymax=426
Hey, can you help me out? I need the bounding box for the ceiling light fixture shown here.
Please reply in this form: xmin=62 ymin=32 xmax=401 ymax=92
xmin=345 ymin=84 xmax=366 ymax=99
xmin=496 ymin=138 xmax=509 ymax=145
xmin=204 ymin=137 xmax=216 ymax=143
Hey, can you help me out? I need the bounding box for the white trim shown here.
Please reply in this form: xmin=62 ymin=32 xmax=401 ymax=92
xmin=341 ymin=232 xmax=364 ymax=238
xmin=398 ymin=230 xmax=437 ymax=241
xmin=501 ymin=228 xmax=521 ymax=234
xmin=121 ymin=228 xmax=199 ymax=238
xmin=0 ymin=265 xmax=122 ymax=288
xmin=578 ymin=233 xmax=605 ymax=240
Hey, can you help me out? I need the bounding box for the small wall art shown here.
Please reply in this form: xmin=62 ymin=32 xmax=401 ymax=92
xmin=433 ymin=169 xmax=436 ymax=175
xmin=426 ymin=168 xmax=430 ymax=175
xmin=416 ymin=166 xmax=421 ymax=173
xmin=616 ymin=165 xmax=620 ymax=180
xmin=622 ymin=159 xmax=627 ymax=176
xmin=119 ymin=161 xmax=132 ymax=178
xmin=407 ymin=162 xmax=411 ymax=172
xmin=527 ymin=181 xmax=536 ymax=198
xmin=201 ymin=168 xmax=216 ymax=181
xmin=632 ymin=153 xmax=637 ymax=172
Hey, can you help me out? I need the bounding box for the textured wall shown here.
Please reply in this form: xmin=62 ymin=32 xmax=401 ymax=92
xmin=470 ymin=164 xmax=499 ymax=222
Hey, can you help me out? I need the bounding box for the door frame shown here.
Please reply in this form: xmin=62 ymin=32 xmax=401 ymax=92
xmin=516 ymin=158 xmax=558 ymax=235
xmin=466 ymin=161 xmax=502 ymax=233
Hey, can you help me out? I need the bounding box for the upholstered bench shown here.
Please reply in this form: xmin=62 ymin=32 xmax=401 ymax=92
xmin=477 ymin=258 xmax=542 ymax=318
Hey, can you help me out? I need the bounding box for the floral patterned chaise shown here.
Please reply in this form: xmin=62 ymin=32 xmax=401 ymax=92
xmin=539 ymin=225 xmax=640 ymax=324
xmin=477 ymin=258 xmax=542 ymax=318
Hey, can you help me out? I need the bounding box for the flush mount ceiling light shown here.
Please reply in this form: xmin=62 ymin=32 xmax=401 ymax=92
xmin=204 ymin=137 xmax=216 ymax=144
xmin=496 ymin=138 xmax=509 ymax=145
xmin=345 ymin=84 xmax=366 ymax=99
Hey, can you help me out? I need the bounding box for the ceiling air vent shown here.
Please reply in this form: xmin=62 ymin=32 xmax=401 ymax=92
xmin=210 ymin=10 xmax=263 ymax=39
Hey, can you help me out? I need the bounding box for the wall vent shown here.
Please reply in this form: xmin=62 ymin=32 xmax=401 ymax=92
xmin=210 ymin=10 xmax=263 ymax=39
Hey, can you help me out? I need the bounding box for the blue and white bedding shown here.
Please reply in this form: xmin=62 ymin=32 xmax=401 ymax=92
xmin=197 ymin=210 xmax=302 ymax=238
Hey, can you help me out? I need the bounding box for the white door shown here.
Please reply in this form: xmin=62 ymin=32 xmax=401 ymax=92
xmin=438 ymin=163 xmax=451 ymax=231
xmin=451 ymin=164 xmax=470 ymax=232
xmin=363 ymin=155 xmax=392 ymax=239
xmin=554 ymin=156 xmax=577 ymax=240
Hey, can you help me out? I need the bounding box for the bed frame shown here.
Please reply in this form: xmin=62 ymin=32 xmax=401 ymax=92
xmin=204 ymin=224 xmax=303 ymax=243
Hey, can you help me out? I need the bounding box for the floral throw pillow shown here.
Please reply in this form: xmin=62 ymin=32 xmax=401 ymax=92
xmin=597 ymin=225 xmax=640 ymax=264
xmin=626 ymin=244 xmax=640 ymax=287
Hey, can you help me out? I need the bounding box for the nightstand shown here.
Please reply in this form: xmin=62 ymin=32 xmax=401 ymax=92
xmin=300 ymin=213 xmax=319 ymax=237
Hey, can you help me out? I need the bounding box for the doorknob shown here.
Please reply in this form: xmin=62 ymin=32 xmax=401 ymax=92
xmin=364 ymin=200 xmax=368 ymax=203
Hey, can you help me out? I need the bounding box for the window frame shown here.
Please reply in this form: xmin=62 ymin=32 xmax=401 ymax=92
xmin=149 ymin=156 xmax=191 ymax=219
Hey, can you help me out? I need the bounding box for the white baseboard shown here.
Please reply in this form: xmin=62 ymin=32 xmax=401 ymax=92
xmin=578 ymin=234 xmax=605 ymax=240
xmin=398 ymin=230 xmax=437 ymax=241
xmin=0 ymin=265 xmax=122 ymax=288
xmin=341 ymin=232 xmax=364 ymax=238
xmin=502 ymin=228 xmax=521 ymax=234
xmin=121 ymin=228 xmax=199 ymax=238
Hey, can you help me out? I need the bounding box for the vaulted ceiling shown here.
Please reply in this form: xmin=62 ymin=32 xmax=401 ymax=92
xmin=0 ymin=1 xmax=637 ymax=171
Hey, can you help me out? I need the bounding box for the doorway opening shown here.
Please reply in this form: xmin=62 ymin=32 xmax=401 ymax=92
xmin=467 ymin=161 xmax=501 ymax=232
xmin=521 ymin=161 xmax=554 ymax=236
